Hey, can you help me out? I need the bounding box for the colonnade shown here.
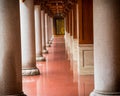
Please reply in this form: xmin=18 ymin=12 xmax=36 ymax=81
xmin=65 ymin=0 xmax=94 ymax=76
xmin=64 ymin=0 xmax=120 ymax=96
xmin=0 ymin=0 xmax=120 ymax=95
xmin=0 ymin=0 xmax=53 ymax=95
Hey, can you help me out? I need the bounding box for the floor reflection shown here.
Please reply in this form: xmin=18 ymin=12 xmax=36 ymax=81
xmin=22 ymin=37 xmax=94 ymax=96
xmin=23 ymin=76 xmax=38 ymax=96
xmin=78 ymin=75 xmax=94 ymax=96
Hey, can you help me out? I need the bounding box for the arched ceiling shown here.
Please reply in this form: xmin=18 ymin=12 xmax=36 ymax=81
xmin=34 ymin=0 xmax=77 ymax=17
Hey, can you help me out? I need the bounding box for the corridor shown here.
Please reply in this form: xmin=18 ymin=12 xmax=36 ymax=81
xmin=23 ymin=36 xmax=94 ymax=96
xmin=0 ymin=0 xmax=120 ymax=95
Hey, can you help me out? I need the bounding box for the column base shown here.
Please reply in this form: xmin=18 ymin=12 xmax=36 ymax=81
xmin=22 ymin=68 xmax=40 ymax=76
xmin=46 ymin=43 xmax=51 ymax=47
xmin=36 ymin=56 xmax=46 ymax=61
xmin=50 ymin=37 xmax=54 ymax=41
xmin=90 ymin=90 xmax=120 ymax=96
xmin=19 ymin=92 xmax=26 ymax=96
xmin=49 ymin=41 xmax=52 ymax=44
xmin=42 ymin=49 xmax=48 ymax=54
xmin=2 ymin=92 xmax=26 ymax=96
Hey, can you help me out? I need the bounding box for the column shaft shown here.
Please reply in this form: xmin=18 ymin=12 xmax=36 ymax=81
xmin=45 ymin=13 xmax=50 ymax=47
xmin=91 ymin=0 xmax=120 ymax=95
xmin=50 ymin=17 xmax=54 ymax=42
xmin=0 ymin=0 xmax=25 ymax=95
xmin=47 ymin=16 xmax=51 ymax=44
xmin=20 ymin=0 xmax=40 ymax=76
xmin=34 ymin=5 xmax=46 ymax=61
xmin=41 ymin=10 xmax=48 ymax=54
xmin=48 ymin=16 xmax=52 ymax=46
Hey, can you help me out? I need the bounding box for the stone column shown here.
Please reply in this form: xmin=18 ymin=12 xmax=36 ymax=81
xmin=45 ymin=13 xmax=51 ymax=47
xmin=49 ymin=17 xmax=54 ymax=43
xmin=34 ymin=5 xmax=46 ymax=61
xmin=90 ymin=0 xmax=120 ymax=96
xmin=48 ymin=17 xmax=52 ymax=44
xmin=0 ymin=0 xmax=25 ymax=95
xmin=20 ymin=0 xmax=40 ymax=76
xmin=41 ymin=10 xmax=48 ymax=54
xmin=47 ymin=16 xmax=52 ymax=46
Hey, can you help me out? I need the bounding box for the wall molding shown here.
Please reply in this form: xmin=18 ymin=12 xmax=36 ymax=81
xmin=78 ymin=44 xmax=94 ymax=75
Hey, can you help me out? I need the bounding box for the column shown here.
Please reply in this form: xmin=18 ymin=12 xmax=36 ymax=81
xmin=49 ymin=17 xmax=54 ymax=43
xmin=41 ymin=10 xmax=48 ymax=54
xmin=20 ymin=0 xmax=40 ymax=76
xmin=34 ymin=5 xmax=46 ymax=61
xmin=45 ymin=13 xmax=51 ymax=47
xmin=0 ymin=0 xmax=25 ymax=95
xmin=48 ymin=17 xmax=52 ymax=44
xmin=47 ymin=16 xmax=52 ymax=46
xmin=90 ymin=0 xmax=120 ymax=95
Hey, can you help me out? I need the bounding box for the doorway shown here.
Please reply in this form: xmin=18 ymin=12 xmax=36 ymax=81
xmin=54 ymin=18 xmax=65 ymax=35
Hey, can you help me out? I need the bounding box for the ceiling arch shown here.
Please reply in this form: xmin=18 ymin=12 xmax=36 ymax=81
xmin=34 ymin=0 xmax=77 ymax=17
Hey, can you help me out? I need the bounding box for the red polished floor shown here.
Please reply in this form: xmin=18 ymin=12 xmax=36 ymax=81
xmin=22 ymin=36 xmax=94 ymax=96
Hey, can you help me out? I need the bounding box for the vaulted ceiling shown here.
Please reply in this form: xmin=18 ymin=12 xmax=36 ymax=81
xmin=34 ymin=0 xmax=77 ymax=17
